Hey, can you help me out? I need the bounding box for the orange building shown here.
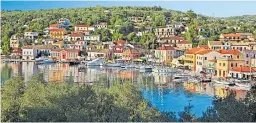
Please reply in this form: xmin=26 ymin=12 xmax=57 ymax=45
xmin=122 ymin=48 xmax=140 ymax=61
xmin=51 ymin=49 xmax=80 ymax=61
xmin=50 ymin=28 xmax=66 ymax=39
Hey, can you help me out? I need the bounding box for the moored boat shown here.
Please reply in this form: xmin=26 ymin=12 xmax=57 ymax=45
xmin=44 ymin=59 xmax=56 ymax=64
xmin=139 ymin=66 xmax=153 ymax=72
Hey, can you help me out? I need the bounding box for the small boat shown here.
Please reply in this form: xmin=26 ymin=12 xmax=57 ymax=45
xmin=104 ymin=63 xmax=121 ymax=67
xmin=172 ymin=74 xmax=190 ymax=82
xmin=214 ymin=79 xmax=235 ymax=86
xmin=200 ymin=78 xmax=211 ymax=83
xmin=187 ymin=78 xmax=200 ymax=83
xmin=44 ymin=59 xmax=56 ymax=64
xmin=139 ymin=66 xmax=153 ymax=72
xmin=35 ymin=57 xmax=44 ymax=65
xmin=86 ymin=58 xmax=104 ymax=66
xmin=235 ymin=82 xmax=251 ymax=88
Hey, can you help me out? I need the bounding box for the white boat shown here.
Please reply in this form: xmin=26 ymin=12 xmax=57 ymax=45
xmin=86 ymin=58 xmax=104 ymax=66
xmin=44 ymin=58 xmax=56 ymax=64
xmin=172 ymin=74 xmax=190 ymax=82
xmin=235 ymin=82 xmax=251 ymax=88
xmin=139 ymin=66 xmax=153 ymax=72
xmin=104 ymin=63 xmax=121 ymax=67
xmin=187 ymin=78 xmax=200 ymax=83
xmin=35 ymin=57 xmax=44 ymax=64
xmin=213 ymin=79 xmax=235 ymax=86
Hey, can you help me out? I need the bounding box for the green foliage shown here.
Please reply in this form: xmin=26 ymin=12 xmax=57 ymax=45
xmin=93 ymin=28 xmax=112 ymax=42
xmin=139 ymin=32 xmax=156 ymax=48
xmin=2 ymin=36 xmax=11 ymax=55
xmin=127 ymin=32 xmax=136 ymax=43
xmin=1 ymin=76 xmax=173 ymax=122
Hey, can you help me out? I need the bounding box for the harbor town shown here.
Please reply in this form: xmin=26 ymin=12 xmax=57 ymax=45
xmin=1 ymin=2 xmax=256 ymax=122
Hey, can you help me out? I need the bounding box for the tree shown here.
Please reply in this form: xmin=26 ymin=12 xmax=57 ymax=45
xmin=1 ymin=77 xmax=25 ymax=122
xmin=112 ymin=30 xmax=124 ymax=40
xmin=127 ymin=32 xmax=136 ymax=43
xmin=2 ymin=36 xmax=11 ymax=55
xmin=139 ymin=32 xmax=156 ymax=49
xmin=184 ymin=24 xmax=198 ymax=47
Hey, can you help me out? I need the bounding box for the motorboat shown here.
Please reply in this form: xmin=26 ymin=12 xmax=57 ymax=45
xmin=213 ymin=79 xmax=235 ymax=86
xmin=44 ymin=58 xmax=56 ymax=64
xmin=104 ymin=63 xmax=121 ymax=67
xmin=35 ymin=57 xmax=44 ymax=65
xmin=86 ymin=58 xmax=104 ymax=66
xmin=235 ymin=82 xmax=251 ymax=89
xmin=172 ymin=74 xmax=190 ymax=82
xmin=200 ymin=78 xmax=211 ymax=83
xmin=187 ymin=78 xmax=200 ymax=83
xmin=139 ymin=66 xmax=153 ymax=72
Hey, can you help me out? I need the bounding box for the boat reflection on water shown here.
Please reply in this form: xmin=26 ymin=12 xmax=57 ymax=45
xmin=1 ymin=62 xmax=250 ymax=117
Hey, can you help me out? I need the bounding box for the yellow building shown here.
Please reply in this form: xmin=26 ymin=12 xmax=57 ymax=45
xmin=155 ymin=46 xmax=176 ymax=65
xmin=50 ymin=28 xmax=66 ymax=39
xmin=183 ymin=48 xmax=205 ymax=71
xmin=10 ymin=35 xmax=20 ymax=48
xmin=216 ymin=49 xmax=244 ymax=78
xmin=52 ymin=41 xmax=64 ymax=49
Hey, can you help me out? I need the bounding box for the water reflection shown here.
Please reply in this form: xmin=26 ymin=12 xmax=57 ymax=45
xmin=1 ymin=63 xmax=249 ymax=117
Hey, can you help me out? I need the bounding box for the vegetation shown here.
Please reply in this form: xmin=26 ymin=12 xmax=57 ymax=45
xmin=1 ymin=75 xmax=256 ymax=122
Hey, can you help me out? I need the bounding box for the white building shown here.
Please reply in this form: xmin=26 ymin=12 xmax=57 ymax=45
xmin=93 ymin=22 xmax=108 ymax=29
xmin=84 ymin=35 xmax=100 ymax=42
xmin=22 ymin=45 xmax=38 ymax=60
xmin=24 ymin=30 xmax=38 ymax=40
xmin=196 ymin=50 xmax=222 ymax=73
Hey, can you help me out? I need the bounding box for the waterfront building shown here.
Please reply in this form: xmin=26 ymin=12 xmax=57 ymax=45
xmin=122 ymin=48 xmax=140 ymax=61
xmin=51 ymin=49 xmax=81 ymax=61
xmin=216 ymin=49 xmax=244 ymax=78
xmin=183 ymin=48 xmax=205 ymax=71
xmin=22 ymin=45 xmax=38 ymax=60
xmin=229 ymin=66 xmax=256 ymax=79
xmin=243 ymin=50 xmax=256 ymax=67
xmin=155 ymin=45 xmax=176 ymax=65
xmin=195 ymin=50 xmax=222 ymax=73
xmin=87 ymin=49 xmax=111 ymax=60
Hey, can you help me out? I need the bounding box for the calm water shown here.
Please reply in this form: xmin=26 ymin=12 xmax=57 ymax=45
xmin=1 ymin=62 xmax=248 ymax=117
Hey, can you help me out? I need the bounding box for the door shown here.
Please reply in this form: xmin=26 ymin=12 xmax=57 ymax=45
xmin=62 ymin=54 xmax=66 ymax=60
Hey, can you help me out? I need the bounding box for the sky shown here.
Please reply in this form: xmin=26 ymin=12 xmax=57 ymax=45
xmin=1 ymin=1 xmax=256 ymax=17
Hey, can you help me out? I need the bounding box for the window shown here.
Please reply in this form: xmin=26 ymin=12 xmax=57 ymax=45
xmin=231 ymin=63 xmax=233 ymax=67
xmin=236 ymin=63 xmax=238 ymax=67
xmin=246 ymin=54 xmax=249 ymax=58
xmin=223 ymin=63 xmax=225 ymax=66
xmin=204 ymin=57 xmax=207 ymax=60
xmin=219 ymin=63 xmax=221 ymax=66
xmin=246 ymin=61 xmax=249 ymax=64
xmin=237 ymin=55 xmax=239 ymax=59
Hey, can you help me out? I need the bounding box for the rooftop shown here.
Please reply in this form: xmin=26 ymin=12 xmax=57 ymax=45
xmin=185 ymin=48 xmax=205 ymax=54
xmin=75 ymin=24 xmax=88 ymax=27
xmin=230 ymin=66 xmax=256 ymax=73
xmin=196 ymin=49 xmax=213 ymax=55
xmin=218 ymin=49 xmax=240 ymax=55
xmin=156 ymin=46 xmax=175 ymax=50
xmin=177 ymin=40 xmax=191 ymax=44
xmin=222 ymin=33 xmax=241 ymax=37
xmin=198 ymin=45 xmax=209 ymax=49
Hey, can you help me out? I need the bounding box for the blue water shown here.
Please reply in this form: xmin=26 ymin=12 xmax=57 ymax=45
xmin=142 ymin=88 xmax=213 ymax=117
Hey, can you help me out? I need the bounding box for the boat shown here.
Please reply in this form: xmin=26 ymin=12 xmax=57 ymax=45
xmin=235 ymin=82 xmax=251 ymax=88
xmin=44 ymin=58 xmax=56 ymax=64
xmin=121 ymin=64 xmax=136 ymax=69
xmin=187 ymin=78 xmax=200 ymax=83
xmin=172 ymin=74 xmax=190 ymax=82
xmin=86 ymin=58 xmax=104 ymax=66
xmin=35 ymin=57 xmax=44 ymax=65
xmin=139 ymin=66 xmax=153 ymax=72
xmin=213 ymin=79 xmax=235 ymax=86
xmin=104 ymin=63 xmax=121 ymax=67
xmin=200 ymin=78 xmax=211 ymax=83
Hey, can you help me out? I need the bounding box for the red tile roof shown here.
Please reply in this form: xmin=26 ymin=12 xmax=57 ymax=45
xmin=51 ymin=49 xmax=80 ymax=52
xmin=185 ymin=48 xmax=205 ymax=54
xmin=50 ymin=24 xmax=59 ymax=27
xmin=50 ymin=28 xmax=66 ymax=32
xmin=222 ymin=33 xmax=241 ymax=37
xmin=177 ymin=40 xmax=191 ymax=44
xmin=114 ymin=40 xmax=126 ymax=45
xmin=230 ymin=67 xmax=256 ymax=73
xmin=218 ymin=49 xmax=240 ymax=55
xmin=198 ymin=45 xmax=209 ymax=49
xmin=27 ymin=29 xmax=33 ymax=32
xmin=70 ymin=33 xmax=83 ymax=37
xmin=196 ymin=26 xmax=203 ymax=29
xmin=156 ymin=46 xmax=175 ymax=50
xmin=196 ymin=49 xmax=213 ymax=55
xmin=76 ymin=24 xmax=88 ymax=27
